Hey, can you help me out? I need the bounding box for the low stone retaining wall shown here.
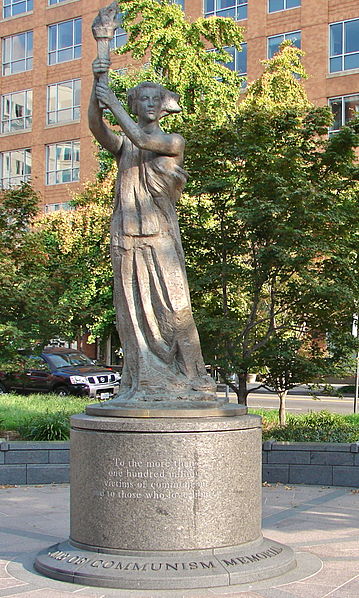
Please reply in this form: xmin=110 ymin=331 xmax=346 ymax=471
xmin=263 ymin=440 xmax=359 ymax=487
xmin=0 ymin=441 xmax=69 ymax=485
xmin=1 ymin=440 xmax=359 ymax=486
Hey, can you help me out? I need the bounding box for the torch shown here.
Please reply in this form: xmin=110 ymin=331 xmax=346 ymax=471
xmin=91 ymin=2 xmax=121 ymax=108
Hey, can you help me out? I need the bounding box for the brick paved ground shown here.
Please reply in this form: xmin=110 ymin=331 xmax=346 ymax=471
xmin=0 ymin=483 xmax=358 ymax=597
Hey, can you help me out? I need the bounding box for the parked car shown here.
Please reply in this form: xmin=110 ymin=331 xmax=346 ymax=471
xmin=0 ymin=347 xmax=121 ymax=399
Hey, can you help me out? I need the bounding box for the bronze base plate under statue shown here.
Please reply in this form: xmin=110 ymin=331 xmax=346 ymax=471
xmin=34 ymin=407 xmax=308 ymax=590
xmin=85 ymin=399 xmax=246 ymax=418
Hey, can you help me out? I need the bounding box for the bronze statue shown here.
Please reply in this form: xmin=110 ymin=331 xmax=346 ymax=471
xmin=89 ymin=21 xmax=216 ymax=403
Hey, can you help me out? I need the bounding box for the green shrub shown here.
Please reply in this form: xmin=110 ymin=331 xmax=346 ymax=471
xmin=339 ymin=385 xmax=355 ymax=394
xmin=17 ymin=411 xmax=70 ymax=441
xmin=262 ymin=410 xmax=359 ymax=443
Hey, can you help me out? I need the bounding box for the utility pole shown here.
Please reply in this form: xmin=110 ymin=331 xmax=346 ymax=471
xmin=353 ymin=314 xmax=358 ymax=414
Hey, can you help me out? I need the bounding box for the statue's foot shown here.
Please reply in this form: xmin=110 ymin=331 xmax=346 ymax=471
xmin=101 ymin=387 xmax=139 ymax=404
xmin=94 ymin=376 xmax=220 ymax=406
xmin=190 ymin=375 xmax=217 ymax=394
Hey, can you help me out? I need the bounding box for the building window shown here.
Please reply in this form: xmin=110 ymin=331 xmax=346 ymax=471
xmin=268 ymin=30 xmax=301 ymax=58
xmin=48 ymin=18 xmax=82 ymax=65
xmin=329 ymin=94 xmax=359 ymax=134
xmin=47 ymin=80 xmax=81 ymax=125
xmin=46 ymin=140 xmax=80 ymax=185
xmin=204 ymin=0 xmax=247 ymax=21
xmin=3 ymin=0 xmax=33 ymax=19
xmin=1 ymin=89 xmax=32 ymax=134
xmin=0 ymin=148 xmax=31 ymax=188
xmin=109 ymin=27 xmax=127 ymax=51
xmin=48 ymin=0 xmax=68 ymax=4
xmin=330 ymin=19 xmax=359 ymax=73
xmin=45 ymin=202 xmax=73 ymax=212
xmin=2 ymin=31 xmax=33 ymax=76
xmin=220 ymin=43 xmax=247 ymax=76
xmin=268 ymin=0 xmax=300 ymax=13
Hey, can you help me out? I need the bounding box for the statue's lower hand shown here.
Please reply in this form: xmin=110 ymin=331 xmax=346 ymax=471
xmin=95 ymin=82 xmax=117 ymax=110
xmin=92 ymin=57 xmax=111 ymax=78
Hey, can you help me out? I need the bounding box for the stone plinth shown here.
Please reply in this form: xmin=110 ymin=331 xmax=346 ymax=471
xmin=70 ymin=413 xmax=262 ymax=551
xmin=35 ymin=411 xmax=297 ymax=589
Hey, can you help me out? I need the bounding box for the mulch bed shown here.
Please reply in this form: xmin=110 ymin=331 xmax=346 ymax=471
xmin=0 ymin=430 xmax=21 ymax=441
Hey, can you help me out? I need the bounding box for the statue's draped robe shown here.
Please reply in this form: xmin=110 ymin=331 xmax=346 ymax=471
xmin=111 ymin=136 xmax=216 ymax=401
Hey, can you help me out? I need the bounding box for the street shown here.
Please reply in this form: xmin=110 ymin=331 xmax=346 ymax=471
xmin=218 ymin=387 xmax=357 ymax=415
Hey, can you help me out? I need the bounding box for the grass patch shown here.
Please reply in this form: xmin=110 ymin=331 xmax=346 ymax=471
xmin=0 ymin=393 xmax=88 ymax=432
xmin=249 ymin=409 xmax=359 ymax=442
xmin=1 ymin=396 xmax=359 ymax=443
xmin=248 ymin=409 xmax=279 ymax=423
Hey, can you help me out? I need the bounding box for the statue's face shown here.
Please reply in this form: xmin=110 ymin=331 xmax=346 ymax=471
xmin=137 ymin=88 xmax=162 ymax=122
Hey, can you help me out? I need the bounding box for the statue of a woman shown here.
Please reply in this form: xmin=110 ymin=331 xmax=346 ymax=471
xmin=88 ymin=58 xmax=217 ymax=403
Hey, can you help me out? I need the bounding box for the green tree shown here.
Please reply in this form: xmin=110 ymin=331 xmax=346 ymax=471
xmin=255 ymin=334 xmax=356 ymax=425
xmin=184 ymin=44 xmax=359 ymax=404
xmin=37 ymin=4 xmax=359 ymax=411
xmin=115 ymin=0 xmax=244 ymax=121
xmin=0 ymin=183 xmax=63 ymax=368
xmin=253 ymin=336 xmax=324 ymax=425
xmin=38 ymin=175 xmax=116 ymax=344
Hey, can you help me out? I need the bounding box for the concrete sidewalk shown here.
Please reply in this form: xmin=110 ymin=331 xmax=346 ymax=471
xmin=0 ymin=483 xmax=358 ymax=598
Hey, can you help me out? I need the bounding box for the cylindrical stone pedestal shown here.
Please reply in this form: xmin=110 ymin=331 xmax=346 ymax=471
xmin=35 ymin=412 xmax=296 ymax=589
xmin=71 ymin=413 xmax=262 ymax=551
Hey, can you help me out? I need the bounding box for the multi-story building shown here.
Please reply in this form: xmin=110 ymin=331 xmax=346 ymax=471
xmin=0 ymin=0 xmax=358 ymax=211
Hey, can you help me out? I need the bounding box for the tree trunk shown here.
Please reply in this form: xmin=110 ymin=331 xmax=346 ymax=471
xmin=278 ymin=390 xmax=288 ymax=426
xmin=237 ymin=373 xmax=248 ymax=406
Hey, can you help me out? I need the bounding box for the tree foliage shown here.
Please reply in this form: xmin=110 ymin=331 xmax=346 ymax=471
xmin=183 ymin=44 xmax=359 ymax=403
xmin=0 ymin=183 xmax=62 ymax=368
xmin=38 ymin=175 xmax=116 ymax=342
xmin=253 ymin=336 xmax=326 ymax=425
xmin=94 ymin=0 xmax=246 ymax=179
xmin=62 ymin=6 xmax=359 ymax=407
xmin=11 ymin=2 xmax=357 ymax=414
xmin=115 ymin=0 xmax=244 ymax=123
xmin=0 ymin=178 xmax=115 ymax=368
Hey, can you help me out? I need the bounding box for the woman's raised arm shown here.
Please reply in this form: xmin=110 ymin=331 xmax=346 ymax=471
xmin=88 ymin=59 xmax=123 ymax=156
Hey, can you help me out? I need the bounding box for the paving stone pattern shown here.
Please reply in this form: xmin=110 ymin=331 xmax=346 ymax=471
xmin=0 ymin=484 xmax=359 ymax=597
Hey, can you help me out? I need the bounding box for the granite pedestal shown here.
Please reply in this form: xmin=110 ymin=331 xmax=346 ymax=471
xmin=35 ymin=407 xmax=297 ymax=589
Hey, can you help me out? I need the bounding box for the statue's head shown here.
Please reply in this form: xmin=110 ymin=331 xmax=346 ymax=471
xmin=127 ymin=82 xmax=181 ymax=119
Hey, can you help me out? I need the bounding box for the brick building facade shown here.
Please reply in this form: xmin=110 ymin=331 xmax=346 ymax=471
xmin=0 ymin=0 xmax=358 ymax=210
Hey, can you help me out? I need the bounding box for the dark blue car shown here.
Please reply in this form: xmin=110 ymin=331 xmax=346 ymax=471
xmin=0 ymin=347 xmax=120 ymax=398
